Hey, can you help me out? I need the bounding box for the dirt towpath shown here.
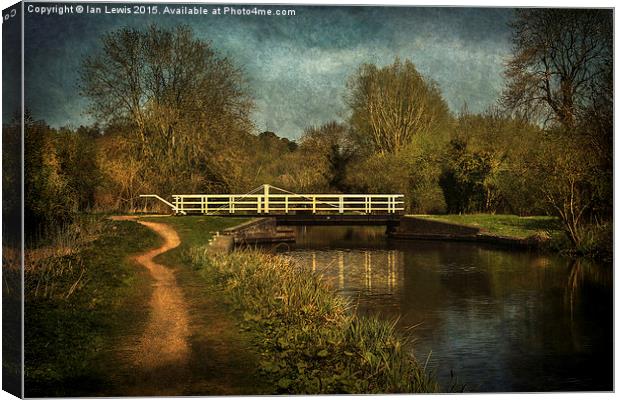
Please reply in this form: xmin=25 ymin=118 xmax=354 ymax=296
xmin=110 ymin=216 xmax=191 ymax=394
xmin=108 ymin=216 xmax=267 ymax=396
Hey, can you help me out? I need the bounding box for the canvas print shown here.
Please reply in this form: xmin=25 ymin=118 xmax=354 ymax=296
xmin=2 ymin=2 xmax=613 ymax=397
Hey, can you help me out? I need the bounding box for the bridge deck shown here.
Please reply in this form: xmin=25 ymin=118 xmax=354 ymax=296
xmin=272 ymin=214 xmax=401 ymax=225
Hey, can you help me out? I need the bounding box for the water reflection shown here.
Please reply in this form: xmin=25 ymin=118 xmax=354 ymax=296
xmin=289 ymin=249 xmax=403 ymax=299
xmin=276 ymin=226 xmax=612 ymax=392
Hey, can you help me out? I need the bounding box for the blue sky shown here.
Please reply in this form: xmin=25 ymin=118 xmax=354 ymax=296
xmin=23 ymin=4 xmax=515 ymax=138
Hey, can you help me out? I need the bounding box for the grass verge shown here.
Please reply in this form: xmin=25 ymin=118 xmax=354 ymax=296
xmin=24 ymin=216 xmax=160 ymax=396
xmin=415 ymin=214 xmax=561 ymax=239
xmin=187 ymin=247 xmax=440 ymax=394
xmin=141 ymin=215 xmax=249 ymax=252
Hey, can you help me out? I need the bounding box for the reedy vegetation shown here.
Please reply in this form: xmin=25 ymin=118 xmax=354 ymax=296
xmin=187 ymin=248 xmax=440 ymax=394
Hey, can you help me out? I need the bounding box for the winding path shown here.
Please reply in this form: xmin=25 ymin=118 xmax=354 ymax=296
xmin=108 ymin=216 xmax=267 ymax=396
xmin=131 ymin=220 xmax=190 ymax=369
xmin=109 ymin=216 xmax=191 ymax=395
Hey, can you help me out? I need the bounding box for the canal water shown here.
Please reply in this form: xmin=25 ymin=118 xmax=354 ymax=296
xmin=272 ymin=226 xmax=613 ymax=392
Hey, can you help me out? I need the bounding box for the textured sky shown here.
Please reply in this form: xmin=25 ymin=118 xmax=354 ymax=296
xmin=23 ymin=4 xmax=515 ymax=139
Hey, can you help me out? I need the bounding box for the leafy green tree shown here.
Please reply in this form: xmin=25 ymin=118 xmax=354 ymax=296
xmin=439 ymin=139 xmax=494 ymax=214
xmin=297 ymin=122 xmax=353 ymax=191
xmin=56 ymin=126 xmax=101 ymax=211
xmin=24 ymin=119 xmax=77 ymax=236
xmin=3 ymin=113 xmax=23 ymax=244
xmin=346 ymin=58 xmax=451 ymax=154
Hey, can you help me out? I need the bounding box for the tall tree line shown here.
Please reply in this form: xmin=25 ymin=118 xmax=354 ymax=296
xmin=22 ymin=12 xmax=612 ymax=253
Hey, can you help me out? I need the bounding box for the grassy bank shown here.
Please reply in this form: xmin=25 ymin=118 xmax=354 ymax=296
xmin=141 ymin=216 xmax=250 ymax=252
xmin=24 ymin=216 xmax=160 ymax=396
xmin=416 ymin=214 xmax=611 ymax=261
xmin=415 ymin=214 xmax=561 ymax=239
xmin=187 ymin=246 xmax=439 ymax=394
xmin=145 ymin=216 xmax=439 ymax=393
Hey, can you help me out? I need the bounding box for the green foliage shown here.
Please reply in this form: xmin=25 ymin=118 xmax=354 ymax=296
xmin=345 ymin=153 xmax=410 ymax=195
xmin=249 ymin=123 xmax=353 ymax=193
xmin=3 ymin=116 xmax=22 ymax=240
xmin=525 ymin=128 xmax=610 ymax=248
xmin=23 ymin=118 xmax=101 ymax=240
xmin=342 ymin=58 xmax=453 ymax=213
xmin=347 ymin=58 xmax=451 ymax=154
xmin=57 ymin=126 xmax=101 ymax=211
xmin=188 ymin=249 xmax=439 ymax=394
xmin=439 ymin=139 xmax=494 ymax=214
xmin=418 ymin=214 xmax=561 ymax=239
xmin=501 ymin=9 xmax=612 ymax=254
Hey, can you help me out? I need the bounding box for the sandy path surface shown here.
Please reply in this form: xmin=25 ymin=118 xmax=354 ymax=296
xmin=107 ymin=216 xmax=267 ymax=396
xmin=131 ymin=220 xmax=190 ymax=369
xmin=109 ymin=216 xmax=191 ymax=395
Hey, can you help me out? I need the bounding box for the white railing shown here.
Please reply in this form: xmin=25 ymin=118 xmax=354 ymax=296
xmin=141 ymin=185 xmax=405 ymax=215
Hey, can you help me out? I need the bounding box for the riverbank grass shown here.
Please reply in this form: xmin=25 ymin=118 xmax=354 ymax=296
xmin=188 ymin=247 xmax=440 ymax=394
xmin=144 ymin=216 xmax=440 ymax=393
xmin=140 ymin=215 xmax=250 ymax=250
xmin=415 ymin=214 xmax=561 ymax=239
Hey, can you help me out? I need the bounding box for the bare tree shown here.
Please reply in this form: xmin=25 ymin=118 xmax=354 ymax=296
xmin=346 ymin=59 xmax=450 ymax=154
xmin=502 ymin=9 xmax=612 ymax=127
xmin=80 ymin=25 xmax=254 ymax=199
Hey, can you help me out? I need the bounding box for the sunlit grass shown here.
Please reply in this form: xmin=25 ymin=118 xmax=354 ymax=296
xmin=414 ymin=214 xmax=561 ymax=239
xmin=140 ymin=215 xmax=249 ymax=249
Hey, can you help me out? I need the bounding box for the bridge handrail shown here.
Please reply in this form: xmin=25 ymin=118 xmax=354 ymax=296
xmin=140 ymin=185 xmax=404 ymax=215
xmin=139 ymin=194 xmax=187 ymax=215
xmin=170 ymin=193 xmax=404 ymax=215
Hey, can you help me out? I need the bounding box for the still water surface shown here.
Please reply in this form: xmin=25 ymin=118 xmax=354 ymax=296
xmin=273 ymin=226 xmax=612 ymax=392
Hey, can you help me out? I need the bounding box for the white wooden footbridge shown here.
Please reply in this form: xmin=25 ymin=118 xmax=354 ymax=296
xmin=141 ymin=184 xmax=404 ymax=223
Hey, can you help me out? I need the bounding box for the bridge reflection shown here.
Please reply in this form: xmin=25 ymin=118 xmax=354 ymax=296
xmin=297 ymin=249 xmax=403 ymax=296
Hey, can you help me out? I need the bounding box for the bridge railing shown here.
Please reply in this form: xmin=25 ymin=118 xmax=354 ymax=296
xmin=169 ymin=193 xmax=405 ymax=215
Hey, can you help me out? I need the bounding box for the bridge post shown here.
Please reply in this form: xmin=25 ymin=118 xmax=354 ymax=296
xmin=339 ymin=196 xmax=344 ymax=214
xmin=264 ymin=184 xmax=270 ymax=214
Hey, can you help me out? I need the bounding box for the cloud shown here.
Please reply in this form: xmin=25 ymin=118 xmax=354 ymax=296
xmin=23 ymin=6 xmax=515 ymax=138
